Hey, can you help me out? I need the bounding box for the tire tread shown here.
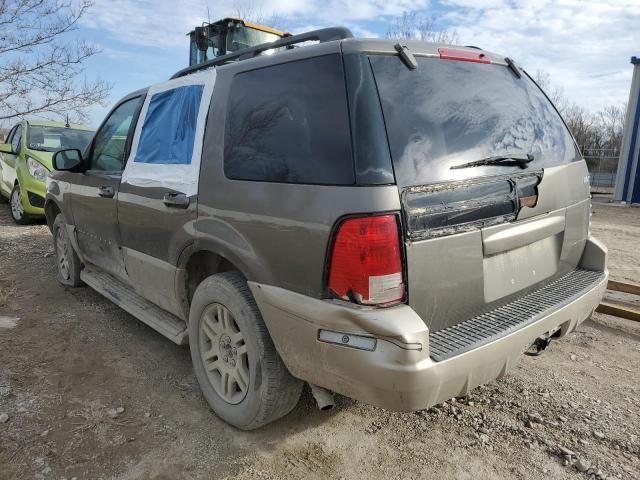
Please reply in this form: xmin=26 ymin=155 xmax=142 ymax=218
xmin=52 ymin=214 xmax=83 ymax=287
xmin=191 ymin=272 xmax=302 ymax=429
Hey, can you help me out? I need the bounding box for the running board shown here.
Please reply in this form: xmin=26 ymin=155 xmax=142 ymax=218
xmin=80 ymin=267 xmax=188 ymax=345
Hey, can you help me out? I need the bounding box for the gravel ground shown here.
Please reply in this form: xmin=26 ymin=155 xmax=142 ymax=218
xmin=0 ymin=200 xmax=639 ymax=480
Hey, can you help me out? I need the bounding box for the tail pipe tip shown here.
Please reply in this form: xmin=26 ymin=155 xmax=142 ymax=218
xmin=309 ymin=384 xmax=335 ymax=411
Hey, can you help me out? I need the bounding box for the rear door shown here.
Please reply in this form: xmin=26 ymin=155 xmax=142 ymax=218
xmin=117 ymin=72 xmax=215 ymax=317
xmin=68 ymin=95 xmax=144 ymax=280
xmin=368 ymin=52 xmax=590 ymax=332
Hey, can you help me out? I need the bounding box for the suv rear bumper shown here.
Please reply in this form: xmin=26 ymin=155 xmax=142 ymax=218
xmin=249 ymin=237 xmax=607 ymax=411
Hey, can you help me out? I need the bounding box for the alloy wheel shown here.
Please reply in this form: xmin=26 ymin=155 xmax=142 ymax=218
xmin=10 ymin=185 xmax=24 ymax=221
xmin=199 ymin=303 xmax=250 ymax=404
xmin=56 ymin=227 xmax=71 ymax=281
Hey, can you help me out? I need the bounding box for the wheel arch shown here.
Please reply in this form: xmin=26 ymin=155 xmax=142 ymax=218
xmin=175 ymin=245 xmax=251 ymax=320
xmin=44 ymin=199 xmax=62 ymax=232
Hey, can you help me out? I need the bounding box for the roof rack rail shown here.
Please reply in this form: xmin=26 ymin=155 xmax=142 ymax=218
xmin=171 ymin=26 xmax=354 ymax=79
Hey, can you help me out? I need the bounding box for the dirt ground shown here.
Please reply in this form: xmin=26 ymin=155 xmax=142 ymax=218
xmin=0 ymin=200 xmax=639 ymax=480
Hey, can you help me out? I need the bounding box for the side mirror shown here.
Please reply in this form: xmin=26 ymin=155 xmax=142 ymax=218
xmin=0 ymin=143 xmax=13 ymax=154
xmin=53 ymin=148 xmax=84 ymax=172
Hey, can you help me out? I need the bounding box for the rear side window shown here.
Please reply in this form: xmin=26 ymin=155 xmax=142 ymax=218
xmin=135 ymin=85 xmax=204 ymax=164
xmin=370 ymin=55 xmax=581 ymax=187
xmin=224 ymin=54 xmax=354 ymax=185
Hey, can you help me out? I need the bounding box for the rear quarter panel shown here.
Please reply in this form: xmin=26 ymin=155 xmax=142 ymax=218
xmin=198 ymin=51 xmax=401 ymax=297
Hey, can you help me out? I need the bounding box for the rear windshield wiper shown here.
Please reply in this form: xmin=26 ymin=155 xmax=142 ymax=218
xmin=451 ymin=154 xmax=534 ymax=170
xmin=394 ymin=43 xmax=418 ymax=70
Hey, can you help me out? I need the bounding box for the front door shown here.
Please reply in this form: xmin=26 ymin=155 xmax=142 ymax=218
xmin=69 ymin=96 xmax=144 ymax=280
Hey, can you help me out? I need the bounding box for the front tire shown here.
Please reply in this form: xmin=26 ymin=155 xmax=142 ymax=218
xmin=189 ymin=272 xmax=302 ymax=430
xmin=52 ymin=214 xmax=83 ymax=287
xmin=10 ymin=183 xmax=29 ymax=224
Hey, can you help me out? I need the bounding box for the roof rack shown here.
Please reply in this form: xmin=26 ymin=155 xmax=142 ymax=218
xmin=171 ymin=26 xmax=353 ymax=79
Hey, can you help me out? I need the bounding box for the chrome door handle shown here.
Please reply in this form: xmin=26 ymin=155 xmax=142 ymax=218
xmin=163 ymin=191 xmax=189 ymax=208
xmin=98 ymin=185 xmax=115 ymax=198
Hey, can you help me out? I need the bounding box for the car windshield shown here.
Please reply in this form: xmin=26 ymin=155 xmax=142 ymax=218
xmin=226 ymin=26 xmax=280 ymax=53
xmin=27 ymin=126 xmax=94 ymax=152
xmin=369 ymin=55 xmax=581 ymax=186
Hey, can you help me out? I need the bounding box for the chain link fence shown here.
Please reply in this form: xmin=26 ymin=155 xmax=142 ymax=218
xmin=582 ymin=148 xmax=620 ymax=194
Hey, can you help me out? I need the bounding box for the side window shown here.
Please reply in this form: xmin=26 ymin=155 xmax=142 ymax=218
xmin=135 ymin=85 xmax=204 ymax=164
xmin=10 ymin=125 xmax=22 ymax=153
xmin=89 ymin=97 xmax=141 ymax=171
xmin=224 ymin=54 xmax=354 ymax=185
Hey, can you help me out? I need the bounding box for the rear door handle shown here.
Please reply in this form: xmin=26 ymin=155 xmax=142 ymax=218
xmin=98 ymin=185 xmax=115 ymax=198
xmin=163 ymin=191 xmax=189 ymax=208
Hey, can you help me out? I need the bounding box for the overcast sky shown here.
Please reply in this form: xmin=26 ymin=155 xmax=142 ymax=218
xmin=76 ymin=0 xmax=640 ymax=126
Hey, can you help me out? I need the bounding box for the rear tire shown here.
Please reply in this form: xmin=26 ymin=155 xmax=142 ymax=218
xmin=10 ymin=183 xmax=29 ymax=225
xmin=52 ymin=214 xmax=83 ymax=287
xmin=189 ymin=271 xmax=302 ymax=430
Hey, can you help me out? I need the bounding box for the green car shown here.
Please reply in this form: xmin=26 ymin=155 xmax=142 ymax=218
xmin=0 ymin=120 xmax=94 ymax=224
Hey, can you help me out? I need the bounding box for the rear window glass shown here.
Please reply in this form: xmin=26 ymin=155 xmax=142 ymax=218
xmin=370 ymin=55 xmax=581 ymax=187
xmin=224 ymin=54 xmax=354 ymax=185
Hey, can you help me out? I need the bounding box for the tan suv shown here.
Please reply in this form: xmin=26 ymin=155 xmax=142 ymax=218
xmin=45 ymin=28 xmax=608 ymax=429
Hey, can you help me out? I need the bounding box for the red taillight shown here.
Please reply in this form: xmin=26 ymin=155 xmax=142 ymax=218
xmin=438 ymin=47 xmax=491 ymax=64
xmin=328 ymin=215 xmax=405 ymax=306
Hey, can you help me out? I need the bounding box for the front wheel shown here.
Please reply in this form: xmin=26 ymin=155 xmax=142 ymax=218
xmin=189 ymin=272 xmax=302 ymax=430
xmin=10 ymin=183 xmax=29 ymax=225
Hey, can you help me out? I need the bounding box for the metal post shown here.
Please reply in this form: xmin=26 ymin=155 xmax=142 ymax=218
xmin=614 ymin=56 xmax=640 ymax=204
xmin=599 ymin=151 xmax=604 ymax=188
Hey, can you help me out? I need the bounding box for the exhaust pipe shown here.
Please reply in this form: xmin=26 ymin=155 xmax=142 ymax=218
xmin=310 ymin=384 xmax=335 ymax=411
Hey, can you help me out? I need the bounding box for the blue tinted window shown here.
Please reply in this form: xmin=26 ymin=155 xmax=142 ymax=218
xmin=136 ymin=85 xmax=204 ymax=165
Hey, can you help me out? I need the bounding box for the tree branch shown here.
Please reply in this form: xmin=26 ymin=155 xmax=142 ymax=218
xmin=0 ymin=0 xmax=110 ymax=122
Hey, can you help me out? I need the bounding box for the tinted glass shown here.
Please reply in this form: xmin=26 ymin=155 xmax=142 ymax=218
xmin=343 ymin=53 xmax=394 ymax=185
xmin=27 ymin=127 xmax=94 ymax=152
xmin=370 ymin=56 xmax=581 ymax=187
xmin=89 ymin=97 xmax=141 ymax=171
xmin=224 ymin=54 xmax=354 ymax=185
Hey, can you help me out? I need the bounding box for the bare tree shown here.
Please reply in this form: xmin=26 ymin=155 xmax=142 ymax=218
xmin=596 ymin=104 xmax=626 ymax=153
xmin=231 ymin=3 xmax=287 ymax=31
xmin=386 ymin=12 xmax=458 ymax=44
xmin=533 ymin=69 xmax=627 ymax=154
xmin=0 ymin=0 xmax=111 ymax=123
xmin=562 ymin=104 xmax=595 ymax=150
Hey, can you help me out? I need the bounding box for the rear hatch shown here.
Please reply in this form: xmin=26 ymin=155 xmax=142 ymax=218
xmin=368 ymin=50 xmax=593 ymax=334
